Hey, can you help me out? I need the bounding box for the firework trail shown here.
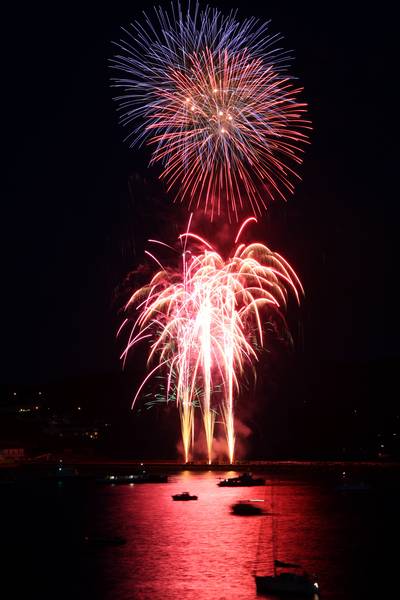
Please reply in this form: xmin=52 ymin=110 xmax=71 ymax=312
xmin=119 ymin=218 xmax=303 ymax=463
xmin=111 ymin=3 xmax=310 ymax=220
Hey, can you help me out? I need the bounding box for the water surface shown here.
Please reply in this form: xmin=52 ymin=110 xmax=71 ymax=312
xmin=1 ymin=468 xmax=398 ymax=599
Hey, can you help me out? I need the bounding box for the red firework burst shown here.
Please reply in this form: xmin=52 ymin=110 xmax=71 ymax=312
xmin=148 ymin=48 xmax=310 ymax=219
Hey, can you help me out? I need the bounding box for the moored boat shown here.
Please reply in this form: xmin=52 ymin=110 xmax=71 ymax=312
xmin=256 ymin=568 xmax=319 ymax=596
xmin=254 ymin=485 xmax=320 ymax=597
xmin=97 ymin=472 xmax=168 ymax=484
xmin=336 ymin=471 xmax=370 ymax=492
xmin=46 ymin=461 xmax=79 ymax=480
xmin=218 ymin=472 xmax=265 ymax=487
xmin=231 ymin=500 xmax=265 ymax=515
xmin=172 ymin=491 xmax=198 ymax=501
xmin=137 ymin=472 xmax=168 ymax=483
xmin=336 ymin=480 xmax=370 ymax=491
xmin=97 ymin=474 xmax=136 ymax=484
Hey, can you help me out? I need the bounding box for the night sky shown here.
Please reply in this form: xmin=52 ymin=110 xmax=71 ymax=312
xmin=1 ymin=2 xmax=396 ymax=455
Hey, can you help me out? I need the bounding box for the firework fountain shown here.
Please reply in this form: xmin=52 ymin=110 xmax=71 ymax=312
xmin=112 ymin=3 xmax=309 ymax=462
xmin=119 ymin=218 xmax=303 ymax=463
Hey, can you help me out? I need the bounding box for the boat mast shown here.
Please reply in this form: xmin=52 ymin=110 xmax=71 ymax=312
xmin=271 ymin=483 xmax=277 ymax=577
xmin=253 ymin=481 xmax=268 ymax=576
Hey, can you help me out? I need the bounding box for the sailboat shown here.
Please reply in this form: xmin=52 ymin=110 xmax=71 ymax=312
xmin=254 ymin=484 xmax=320 ymax=597
xmin=255 ymin=564 xmax=319 ymax=596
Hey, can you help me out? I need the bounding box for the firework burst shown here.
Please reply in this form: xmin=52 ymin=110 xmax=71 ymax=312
xmin=119 ymin=219 xmax=303 ymax=463
xmin=111 ymin=3 xmax=310 ymax=220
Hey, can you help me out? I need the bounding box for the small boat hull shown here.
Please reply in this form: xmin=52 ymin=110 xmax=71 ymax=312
xmin=255 ymin=574 xmax=319 ymax=597
xmin=218 ymin=473 xmax=265 ymax=487
xmin=98 ymin=473 xmax=168 ymax=485
xmin=172 ymin=493 xmax=198 ymax=501
xmin=231 ymin=502 xmax=263 ymax=516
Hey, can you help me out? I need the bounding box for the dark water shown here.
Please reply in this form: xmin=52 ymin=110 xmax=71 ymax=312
xmin=1 ymin=468 xmax=399 ymax=599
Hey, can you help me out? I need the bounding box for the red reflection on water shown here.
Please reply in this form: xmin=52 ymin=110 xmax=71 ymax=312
xmin=88 ymin=471 xmax=338 ymax=600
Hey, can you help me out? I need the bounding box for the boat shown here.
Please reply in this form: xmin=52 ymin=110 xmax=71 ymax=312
xmin=335 ymin=471 xmax=370 ymax=492
xmin=231 ymin=500 xmax=265 ymax=516
xmin=97 ymin=474 xmax=136 ymax=485
xmin=336 ymin=480 xmax=370 ymax=492
xmin=172 ymin=492 xmax=198 ymax=501
xmin=256 ymin=566 xmax=319 ymax=596
xmin=97 ymin=472 xmax=168 ymax=485
xmin=46 ymin=461 xmax=79 ymax=480
xmin=218 ymin=472 xmax=265 ymax=487
xmin=136 ymin=472 xmax=168 ymax=483
xmin=83 ymin=535 xmax=126 ymax=546
xmin=254 ymin=486 xmax=320 ymax=597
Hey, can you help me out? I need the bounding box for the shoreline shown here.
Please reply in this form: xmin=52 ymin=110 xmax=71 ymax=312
xmin=2 ymin=458 xmax=400 ymax=474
